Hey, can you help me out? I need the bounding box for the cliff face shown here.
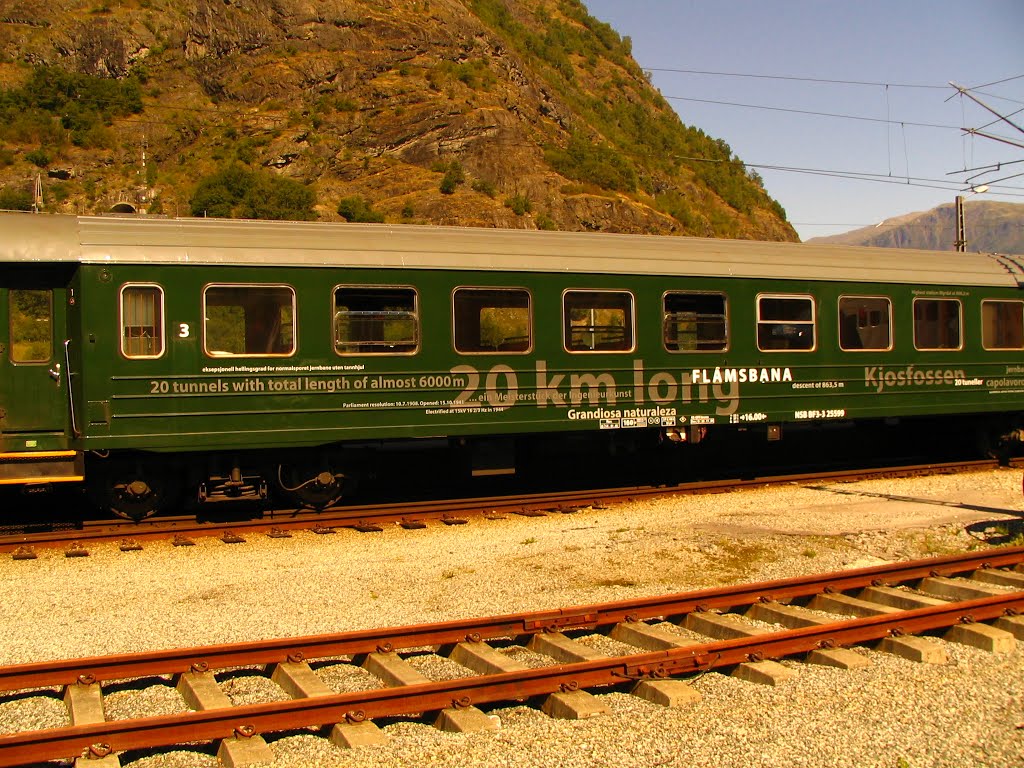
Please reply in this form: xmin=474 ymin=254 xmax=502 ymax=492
xmin=0 ymin=0 xmax=797 ymax=240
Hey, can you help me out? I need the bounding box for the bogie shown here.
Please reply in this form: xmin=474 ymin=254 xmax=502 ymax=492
xmin=275 ymin=460 xmax=348 ymax=510
xmin=87 ymin=457 xmax=176 ymax=522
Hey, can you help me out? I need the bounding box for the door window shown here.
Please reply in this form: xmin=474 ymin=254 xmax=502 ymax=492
xmin=9 ymin=289 xmax=52 ymax=363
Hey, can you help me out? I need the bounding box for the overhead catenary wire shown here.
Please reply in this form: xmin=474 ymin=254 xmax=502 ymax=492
xmin=645 ymin=67 xmax=949 ymax=90
xmin=647 ymin=68 xmax=1024 ymax=213
xmin=667 ymin=152 xmax=1023 ymax=195
xmin=649 ymin=67 xmax=1024 ymax=104
xmin=662 ymin=94 xmax=961 ymax=130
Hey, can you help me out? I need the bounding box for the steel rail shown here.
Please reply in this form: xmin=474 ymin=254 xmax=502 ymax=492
xmin=0 ymin=591 xmax=1021 ymax=768
xmin=1 ymin=546 xmax=1021 ymax=694
xmin=0 ymin=458 xmax=1011 ymax=553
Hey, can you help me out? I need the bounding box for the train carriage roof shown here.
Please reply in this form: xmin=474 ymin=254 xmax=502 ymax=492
xmin=1 ymin=212 xmax=1023 ymax=288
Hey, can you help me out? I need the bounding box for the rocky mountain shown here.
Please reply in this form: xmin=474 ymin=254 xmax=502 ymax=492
xmin=0 ymin=0 xmax=796 ymax=240
xmin=807 ymin=200 xmax=1024 ymax=255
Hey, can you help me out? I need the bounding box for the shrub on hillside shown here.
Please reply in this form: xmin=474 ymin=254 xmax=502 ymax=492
xmin=439 ymin=162 xmax=465 ymax=195
xmin=544 ymin=134 xmax=637 ymax=192
xmin=337 ymin=196 xmax=385 ymax=223
xmin=0 ymin=187 xmax=33 ymax=211
xmin=0 ymin=66 xmax=143 ymax=150
xmin=504 ymin=194 xmax=532 ymax=215
xmin=190 ymin=164 xmax=317 ymax=221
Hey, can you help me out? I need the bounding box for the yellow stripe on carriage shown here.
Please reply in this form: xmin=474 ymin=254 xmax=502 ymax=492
xmin=0 ymin=451 xmax=78 ymax=460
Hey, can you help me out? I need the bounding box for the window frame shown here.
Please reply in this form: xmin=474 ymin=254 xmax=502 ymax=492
xmin=452 ymin=286 xmax=533 ymax=355
xmin=756 ymin=293 xmax=817 ymax=353
xmin=981 ymin=299 xmax=1024 ymax=351
xmin=662 ymin=290 xmax=729 ymax=353
xmin=912 ymin=297 xmax=963 ymax=352
xmin=562 ymin=288 xmax=636 ymax=354
xmin=837 ymin=295 xmax=893 ymax=353
xmin=119 ymin=283 xmax=166 ymax=360
xmin=202 ymin=282 xmax=297 ymax=359
xmin=333 ymin=284 xmax=420 ymax=357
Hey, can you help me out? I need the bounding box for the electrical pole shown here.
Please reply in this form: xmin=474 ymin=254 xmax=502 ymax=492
xmin=32 ymin=174 xmax=43 ymax=213
xmin=954 ymin=195 xmax=965 ymax=252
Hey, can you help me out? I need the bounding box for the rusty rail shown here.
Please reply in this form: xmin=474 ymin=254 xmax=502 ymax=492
xmin=1 ymin=545 xmax=1022 ymax=694
xmin=2 ymin=592 xmax=1022 ymax=768
xmin=0 ymin=547 xmax=1022 ymax=767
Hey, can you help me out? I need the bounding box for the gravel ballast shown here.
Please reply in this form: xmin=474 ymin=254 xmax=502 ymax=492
xmin=1 ymin=468 xmax=1022 ymax=767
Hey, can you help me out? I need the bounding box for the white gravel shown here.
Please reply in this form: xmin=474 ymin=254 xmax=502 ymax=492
xmin=1 ymin=468 xmax=1022 ymax=767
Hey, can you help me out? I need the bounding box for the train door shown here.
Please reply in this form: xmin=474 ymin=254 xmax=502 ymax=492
xmin=0 ymin=271 xmax=71 ymax=440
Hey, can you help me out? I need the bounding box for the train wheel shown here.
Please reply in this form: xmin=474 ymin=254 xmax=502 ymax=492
xmin=88 ymin=461 xmax=171 ymax=522
xmin=276 ymin=464 xmax=347 ymax=509
xmin=105 ymin=476 xmax=167 ymax=521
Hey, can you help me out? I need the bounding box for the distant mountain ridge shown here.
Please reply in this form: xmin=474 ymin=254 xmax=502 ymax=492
xmin=806 ymin=201 xmax=1024 ymax=255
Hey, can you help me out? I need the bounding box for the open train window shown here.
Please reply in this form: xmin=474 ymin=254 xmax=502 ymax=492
xmin=913 ymin=298 xmax=961 ymax=351
xmin=663 ymin=292 xmax=727 ymax=352
xmin=334 ymin=286 xmax=418 ymax=355
xmin=838 ymin=296 xmax=892 ymax=351
xmin=757 ymin=294 xmax=815 ymax=351
xmin=563 ymin=290 xmax=635 ymax=353
xmin=203 ymin=284 xmax=295 ymax=357
xmin=120 ymin=284 xmax=165 ymax=359
xmin=453 ymin=287 xmax=531 ymax=354
xmin=982 ymin=300 xmax=1024 ymax=350
xmin=8 ymin=289 xmax=52 ymax=363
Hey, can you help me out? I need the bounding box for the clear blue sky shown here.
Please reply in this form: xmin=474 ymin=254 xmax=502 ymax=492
xmin=582 ymin=1 xmax=1024 ymax=241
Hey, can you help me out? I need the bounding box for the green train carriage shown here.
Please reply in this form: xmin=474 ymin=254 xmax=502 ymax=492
xmin=1 ymin=213 xmax=1022 ymax=518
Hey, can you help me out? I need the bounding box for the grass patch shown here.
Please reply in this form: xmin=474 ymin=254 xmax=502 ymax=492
xmin=707 ymin=539 xmax=778 ymax=579
xmin=595 ymin=578 xmax=637 ymax=588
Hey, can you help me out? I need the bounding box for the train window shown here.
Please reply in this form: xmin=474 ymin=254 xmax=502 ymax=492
xmin=913 ymin=298 xmax=962 ymax=350
xmin=756 ymin=295 xmax=815 ymax=351
xmin=838 ymin=296 xmax=892 ymax=351
xmin=334 ymin=286 xmax=418 ymax=355
xmin=203 ymin=285 xmax=296 ymax=357
xmin=663 ymin=292 xmax=727 ymax=352
xmin=982 ymin=300 xmax=1024 ymax=350
xmin=454 ymin=288 xmax=531 ymax=354
xmin=8 ymin=289 xmax=52 ymax=363
xmin=563 ymin=290 xmax=635 ymax=352
xmin=120 ymin=284 xmax=165 ymax=359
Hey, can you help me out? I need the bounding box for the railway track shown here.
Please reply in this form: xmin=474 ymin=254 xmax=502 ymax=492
xmin=1 ymin=547 xmax=1022 ymax=768
xmin=1 ymin=458 xmax=1015 ymax=557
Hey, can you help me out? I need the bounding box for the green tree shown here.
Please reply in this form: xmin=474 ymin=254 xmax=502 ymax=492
xmin=0 ymin=66 xmax=143 ymax=149
xmin=544 ymin=134 xmax=637 ymax=192
xmin=0 ymin=187 xmax=33 ymax=211
xmin=439 ymin=162 xmax=465 ymax=195
xmin=25 ymin=149 xmax=50 ymax=168
xmin=190 ymin=164 xmax=317 ymax=221
xmin=504 ymin=194 xmax=532 ymax=216
xmin=337 ymin=196 xmax=385 ymax=223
